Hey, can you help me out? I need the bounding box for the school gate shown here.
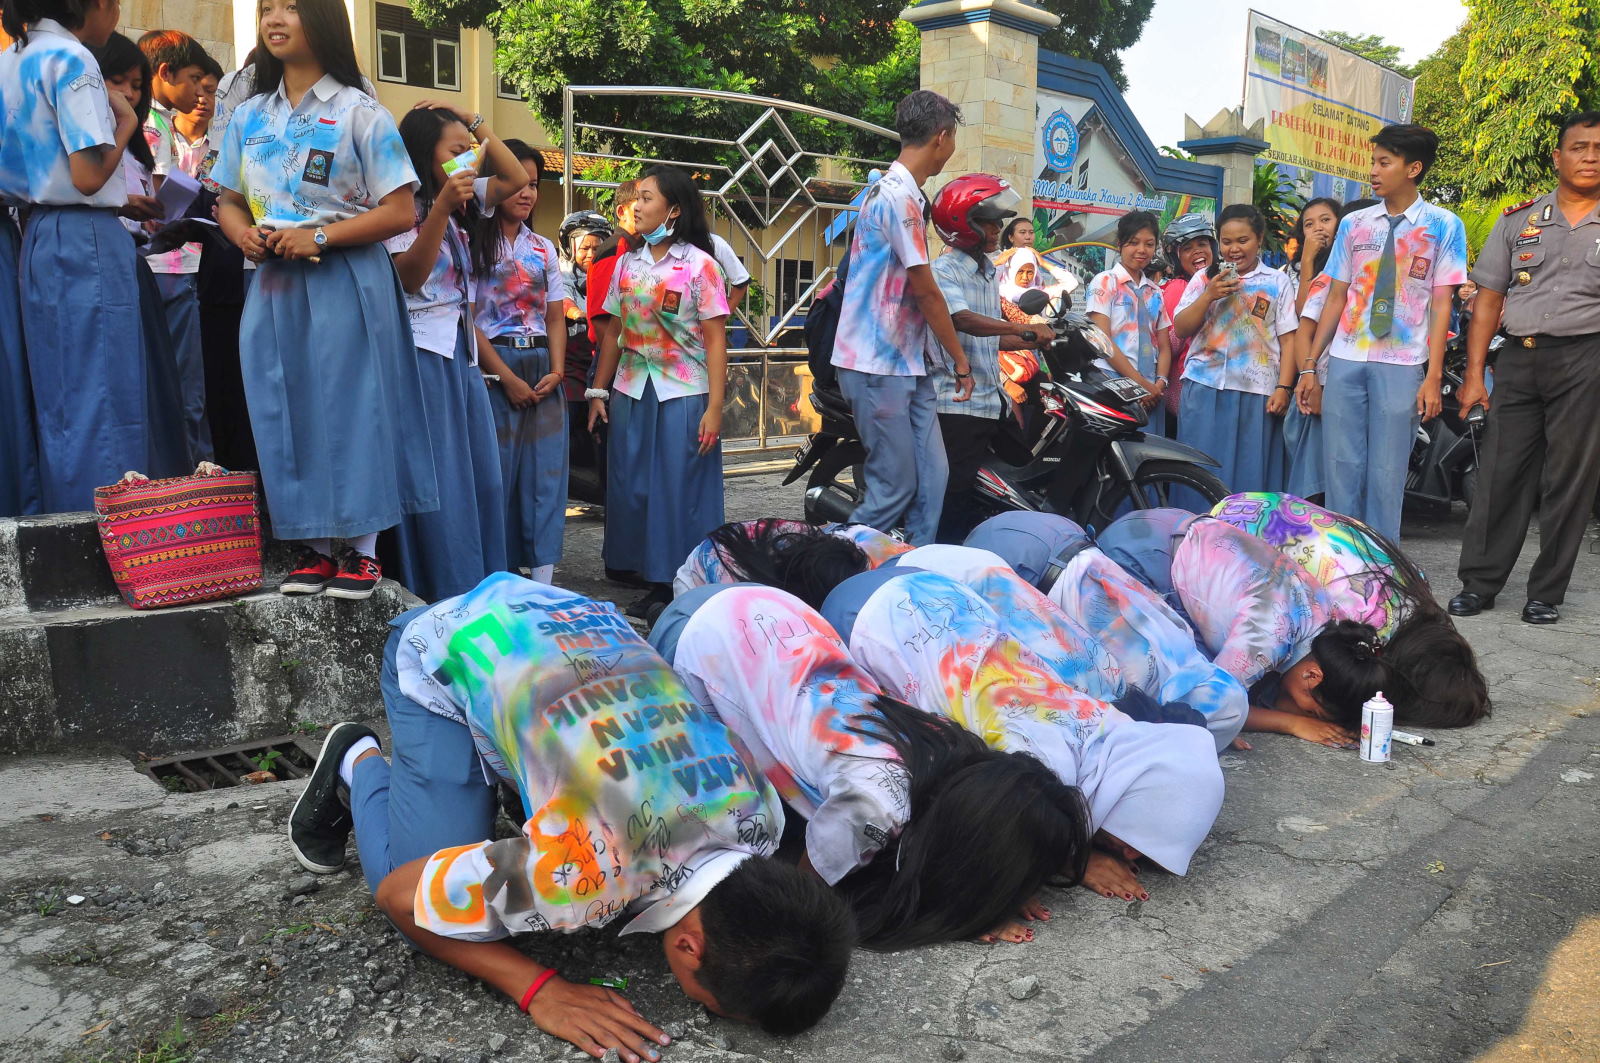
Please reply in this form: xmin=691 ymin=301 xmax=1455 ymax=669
xmin=561 ymin=85 xmax=899 ymax=452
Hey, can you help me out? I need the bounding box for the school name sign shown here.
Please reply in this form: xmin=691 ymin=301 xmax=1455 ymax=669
xmin=1241 ymin=11 xmax=1415 ymax=184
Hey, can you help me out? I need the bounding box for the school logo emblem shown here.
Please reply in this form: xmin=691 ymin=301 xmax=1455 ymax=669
xmin=1251 ymin=295 xmax=1270 ymax=320
xmin=1041 ymin=109 xmax=1080 ymax=174
xmin=1408 ymin=256 xmax=1430 ymax=280
xmin=302 ymin=149 xmax=334 ymax=187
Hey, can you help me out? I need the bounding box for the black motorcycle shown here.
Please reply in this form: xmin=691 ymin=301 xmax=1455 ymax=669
xmin=786 ymin=288 xmax=1231 ymax=531
xmin=1404 ymin=332 xmax=1501 ymax=512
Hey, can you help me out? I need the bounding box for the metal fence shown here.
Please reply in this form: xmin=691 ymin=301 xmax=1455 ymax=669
xmin=561 ymin=86 xmax=899 ymax=450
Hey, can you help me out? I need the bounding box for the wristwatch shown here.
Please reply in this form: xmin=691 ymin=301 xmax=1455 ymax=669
xmin=313 ymin=226 xmax=328 ymax=248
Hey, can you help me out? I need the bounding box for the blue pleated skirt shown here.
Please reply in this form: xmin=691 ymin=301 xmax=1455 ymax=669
xmin=1178 ymin=380 xmax=1288 ymax=496
xmin=20 ymin=206 xmax=182 ymax=511
xmin=240 ymin=243 xmax=439 ymax=540
xmin=488 ymin=339 xmax=568 ymax=571
xmin=1283 ymin=403 xmax=1325 ymax=499
xmin=0 ymin=212 xmax=40 ymax=516
xmin=392 ymin=322 xmax=508 ymax=602
xmin=605 ymin=379 xmax=724 ymax=584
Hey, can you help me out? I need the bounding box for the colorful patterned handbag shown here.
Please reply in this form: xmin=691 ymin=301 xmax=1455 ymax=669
xmin=94 ymin=468 xmax=263 ymax=609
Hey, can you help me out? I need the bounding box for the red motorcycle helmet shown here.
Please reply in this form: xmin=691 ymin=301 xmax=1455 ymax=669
xmin=933 ymin=174 xmax=1021 ymax=252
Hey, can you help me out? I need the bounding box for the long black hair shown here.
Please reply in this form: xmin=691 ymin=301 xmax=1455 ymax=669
xmin=91 ymin=32 xmax=154 ymax=170
xmin=1307 ymin=514 xmax=1490 ymax=729
xmin=639 ymin=164 xmax=713 ymax=256
xmin=470 ymin=137 xmax=541 ymax=279
xmin=2 ymin=0 xmax=86 ymax=42
xmin=1291 ymin=197 xmax=1341 ymax=273
xmin=395 ymin=106 xmax=489 ymax=234
xmin=705 ymin=520 xmax=870 ymax=609
xmin=250 ymin=0 xmax=365 ymax=96
xmin=837 ymin=697 xmax=1090 ymax=951
xmin=1001 ymin=217 xmax=1031 ymax=248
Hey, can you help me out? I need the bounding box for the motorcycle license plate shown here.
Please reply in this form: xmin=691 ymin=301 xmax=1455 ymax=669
xmin=1105 ymin=377 xmax=1148 ymax=401
xmin=793 ymin=440 xmax=813 ymax=464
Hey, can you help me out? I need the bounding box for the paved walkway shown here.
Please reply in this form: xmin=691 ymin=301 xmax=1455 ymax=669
xmin=3 ymin=477 xmax=1598 ymax=1063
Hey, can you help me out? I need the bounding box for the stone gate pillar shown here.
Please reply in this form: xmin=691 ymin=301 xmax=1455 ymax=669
xmin=900 ymin=0 xmax=1061 ymax=217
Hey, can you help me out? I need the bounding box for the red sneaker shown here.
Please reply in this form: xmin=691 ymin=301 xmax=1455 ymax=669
xmin=324 ymin=551 xmax=383 ymax=601
xmin=280 ymin=548 xmax=337 ymax=595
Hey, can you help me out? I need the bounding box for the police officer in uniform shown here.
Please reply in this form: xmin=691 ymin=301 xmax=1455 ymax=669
xmin=1450 ymin=111 xmax=1600 ymax=624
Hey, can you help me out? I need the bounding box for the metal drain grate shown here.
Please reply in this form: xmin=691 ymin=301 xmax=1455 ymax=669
xmin=136 ymin=735 xmax=321 ymax=793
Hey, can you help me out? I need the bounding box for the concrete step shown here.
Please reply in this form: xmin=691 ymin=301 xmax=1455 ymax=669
xmin=0 ymin=513 xmax=416 ymax=754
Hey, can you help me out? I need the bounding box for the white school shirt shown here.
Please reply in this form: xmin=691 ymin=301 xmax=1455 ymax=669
xmin=384 ymin=214 xmax=476 ymax=360
xmin=211 ymin=73 xmax=417 ymax=231
xmin=0 ymin=19 xmax=126 ymax=208
xmin=117 ymin=154 xmax=154 ymax=237
xmin=1175 ymin=261 xmax=1299 ymax=396
xmin=709 ymin=233 xmax=751 ymax=288
xmin=668 ymin=585 xmax=911 ymax=885
xmin=146 ymin=107 xmax=208 ymax=276
xmin=400 ymin=574 xmax=782 ymax=941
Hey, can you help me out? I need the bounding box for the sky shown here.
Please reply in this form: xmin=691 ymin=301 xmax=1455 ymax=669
xmin=1120 ymin=0 xmax=1469 ymax=150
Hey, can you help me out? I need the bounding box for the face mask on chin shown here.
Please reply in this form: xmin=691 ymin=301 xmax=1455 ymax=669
xmin=640 ymin=212 xmax=679 ymax=246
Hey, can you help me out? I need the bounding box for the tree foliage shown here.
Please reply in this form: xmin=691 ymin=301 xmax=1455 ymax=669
xmin=1317 ymin=30 xmax=1416 ymax=77
xmin=1252 ymin=162 xmax=1304 ymax=256
xmin=1042 ymin=0 xmax=1156 ymax=91
xmin=1459 ymin=0 xmax=1599 ymax=199
xmin=1410 ymin=22 xmax=1470 ymax=203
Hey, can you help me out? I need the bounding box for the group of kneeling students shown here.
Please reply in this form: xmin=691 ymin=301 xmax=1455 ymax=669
xmin=287 ymin=492 xmax=1489 ymax=1061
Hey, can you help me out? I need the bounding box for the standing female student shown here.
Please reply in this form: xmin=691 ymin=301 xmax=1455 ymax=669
xmin=471 ymin=139 xmax=568 ymax=585
xmin=213 ymin=0 xmax=436 ymax=599
xmin=588 ymin=165 xmax=730 ymax=616
xmin=651 ymin=582 xmax=1089 ymax=947
xmin=1283 ymin=199 xmax=1340 ymax=500
xmin=384 ymin=101 xmax=521 ymax=602
xmin=1173 ymin=204 xmax=1298 ymax=495
xmin=1159 ymin=213 xmax=1218 ymax=434
xmin=1085 ymin=210 xmax=1173 ymax=431
xmin=821 ymin=566 xmax=1225 ymax=903
xmin=0 ymin=0 xmax=172 ymax=511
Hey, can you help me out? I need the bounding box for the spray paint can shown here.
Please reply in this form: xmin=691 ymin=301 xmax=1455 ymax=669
xmin=1360 ymin=691 xmax=1394 ymax=763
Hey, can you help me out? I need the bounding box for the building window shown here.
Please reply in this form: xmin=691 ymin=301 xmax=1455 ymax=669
xmin=375 ymin=2 xmax=461 ymax=91
xmin=776 ymin=258 xmax=815 ymax=311
xmin=497 ymin=73 xmax=523 ymax=101
xmin=1077 ymin=160 xmax=1090 ymax=191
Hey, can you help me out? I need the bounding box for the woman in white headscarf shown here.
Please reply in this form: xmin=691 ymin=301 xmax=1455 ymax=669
xmin=820 ymin=566 xmax=1225 ymax=903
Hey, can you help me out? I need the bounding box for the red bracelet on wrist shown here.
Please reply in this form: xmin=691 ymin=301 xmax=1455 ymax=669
xmin=520 ymin=969 xmax=558 ymax=1012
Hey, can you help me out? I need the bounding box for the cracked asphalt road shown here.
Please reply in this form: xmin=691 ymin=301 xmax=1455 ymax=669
xmin=3 ymin=469 xmax=1599 ymax=1063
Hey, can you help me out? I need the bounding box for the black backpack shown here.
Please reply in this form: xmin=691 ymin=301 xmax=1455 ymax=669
xmin=804 ymin=243 xmax=855 ymax=392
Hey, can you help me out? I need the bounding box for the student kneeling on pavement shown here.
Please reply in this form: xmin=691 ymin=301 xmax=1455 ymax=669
xmin=288 ymin=573 xmax=855 ymax=1060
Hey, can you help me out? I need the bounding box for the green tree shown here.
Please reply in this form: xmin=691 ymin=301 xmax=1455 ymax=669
xmin=1317 ymin=30 xmax=1416 ymax=77
xmin=1459 ymin=0 xmax=1599 ymax=199
xmin=1410 ymin=22 xmax=1471 ymax=203
xmin=1043 ymin=0 xmax=1157 ymax=91
xmin=1252 ymin=161 xmax=1304 ymax=256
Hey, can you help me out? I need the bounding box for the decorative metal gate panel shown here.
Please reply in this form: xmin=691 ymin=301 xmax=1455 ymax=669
xmin=561 ymin=86 xmax=899 ymax=450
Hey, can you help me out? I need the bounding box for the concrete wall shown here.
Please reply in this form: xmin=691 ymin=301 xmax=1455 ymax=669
xmin=121 ymin=0 xmax=235 ymax=68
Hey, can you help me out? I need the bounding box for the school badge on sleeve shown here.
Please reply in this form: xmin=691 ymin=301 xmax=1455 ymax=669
xmin=302 ymin=149 xmax=334 ymax=187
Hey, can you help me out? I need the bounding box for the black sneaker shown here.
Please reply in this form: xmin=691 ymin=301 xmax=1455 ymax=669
xmin=289 ymin=722 xmax=379 ymax=874
xmin=625 ymin=584 xmax=672 ymax=620
xmin=325 ymin=550 xmax=382 ymax=601
xmin=281 ymin=548 xmax=337 ymax=595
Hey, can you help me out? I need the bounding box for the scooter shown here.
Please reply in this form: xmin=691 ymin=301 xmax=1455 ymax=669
xmin=786 ymin=288 xmax=1231 ymax=532
xmin=1404 ymin=332 xmax=1500 ymax=512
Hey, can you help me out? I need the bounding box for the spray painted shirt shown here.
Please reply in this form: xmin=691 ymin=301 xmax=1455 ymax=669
xmin=666 ymin=585 xmax=911 ymax=885
xmin=398 ymin=574 xmax=781 ymax=941
xmin=1298 ymin=272 xmax=1333 ymax=383
xmin=146 ymin=115 xmax=209 ymax=276
xmin=826 ymin=523 xmax=914 ymax=568
xmin=475 ymin=227 xmax=566 ymax=339
xmin=831 ymin=161 xmax=933 ymax=377
xmin=385 ymin=213 xmax=475 ymax=360
xmin=828 ymin=568 xmax=1127 ymax=815
xmin=1171 ymin=518 xmax=1335 ymax=690
xmin=1211 ymin=492 xmax=1405 ymax=640
xmin=1046 ymin=542 xmax=1248 ymax=750
xmin=1176 ymin=262 xmax=1300 ymax=395
xmin=602 ymin=239 xmax=730 ymax=401
xmin=0 ymin=20 xmax=125 ymax=207
xmin=1086 ymin=262 xmax=1171 ymax=379
xmin=211 ymin=74 xmax=417 ymax=232
xmin=896 ymin=545 xmax=1125 ymax=704
xmin=1324 ymin=199 xmax=1468 ymax=367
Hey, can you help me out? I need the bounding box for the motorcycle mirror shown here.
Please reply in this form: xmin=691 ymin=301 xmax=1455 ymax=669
xmin=1015 ymin=288 xmax=1051 ymax=316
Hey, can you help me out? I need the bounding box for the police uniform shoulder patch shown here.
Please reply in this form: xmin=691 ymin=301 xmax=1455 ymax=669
xmin=1502 ymin=197 xmax=1538 ymax=217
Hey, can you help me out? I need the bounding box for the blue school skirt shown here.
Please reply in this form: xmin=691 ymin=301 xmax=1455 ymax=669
xmin=392 ymin=322 xmax=507 ymax=602
xmin=1178 ymin=380 xmax=1288 ymax=496
xmin=605 ymin=379 xmax=724 ymax=584
xmin=240 ymin=243 xmax=438 ymax=540
xmin=1283 ymin=403 xmax=1325 ymax=499
xmin=20 ymin=206 xmax=182 ymax=511
xmin=135 ymin=256 xmax=194 ymax=478
xmin=0 ymin=212 xmax=40 ymax=516
xmin=487 ymin=337 xmax=567 ymax=571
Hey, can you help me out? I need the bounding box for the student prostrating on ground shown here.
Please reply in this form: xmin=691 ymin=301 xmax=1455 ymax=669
xmin=288 ymin=574 xmax=854 ymax=1060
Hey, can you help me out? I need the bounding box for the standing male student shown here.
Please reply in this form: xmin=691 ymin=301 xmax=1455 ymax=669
xmin=830 ymin=90 xmax=973 ymax=545
xmin=1306 ymin=124 xmax=1467 ymax=540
